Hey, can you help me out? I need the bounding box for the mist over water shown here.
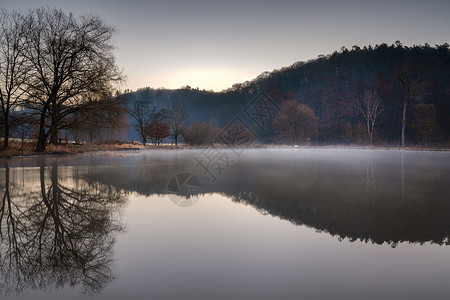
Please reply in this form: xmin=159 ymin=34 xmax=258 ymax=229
xmin=1 ymin=149 xmax=450 ymax=299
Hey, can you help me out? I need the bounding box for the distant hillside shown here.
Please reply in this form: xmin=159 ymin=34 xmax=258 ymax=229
xmin=123 ymin=42 xmax=450 ymax=146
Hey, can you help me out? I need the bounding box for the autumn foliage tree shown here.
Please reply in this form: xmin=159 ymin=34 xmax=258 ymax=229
xmin=273 ymin=99 xmax=318 ymax=145
xmin=146 ymin=120 xmax=170 ymax=145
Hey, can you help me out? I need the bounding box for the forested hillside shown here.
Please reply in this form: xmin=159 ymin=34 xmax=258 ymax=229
xmin=125 ymin=42 xmax=450 ymax=146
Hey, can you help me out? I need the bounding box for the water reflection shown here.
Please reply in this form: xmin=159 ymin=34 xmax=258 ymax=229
xmin=1 ymin=149 xmax=449 ymax=299
xmin=0 ymin=159 xmax=125 ymax=296
xmin=81 ymin=149 xmax=450 ymax=247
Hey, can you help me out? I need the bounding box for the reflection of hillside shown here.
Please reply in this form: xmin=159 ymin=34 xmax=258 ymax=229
xmin=227 ymin=151 xmax=450 ymax=246
xmin=83 ymin=150 xmax=450 ymax=246
xmin=0 ymin=159 xmax=126 ymax=296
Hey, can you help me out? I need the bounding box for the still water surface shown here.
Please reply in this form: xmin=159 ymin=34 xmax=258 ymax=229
xmin=1 ymin=149 xmax=450 ymax=299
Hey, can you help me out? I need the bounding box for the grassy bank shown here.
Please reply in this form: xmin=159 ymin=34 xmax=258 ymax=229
xmin=0 ymin=140 xmax=151 ymax=158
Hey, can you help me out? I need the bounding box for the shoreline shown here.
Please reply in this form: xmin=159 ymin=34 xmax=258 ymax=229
xmin=1 ymin=141 xmax=449 ymax=159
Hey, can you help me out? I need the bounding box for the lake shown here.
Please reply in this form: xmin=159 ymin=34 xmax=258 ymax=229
xmin=1 ymin=148 xmax=450 ymax=299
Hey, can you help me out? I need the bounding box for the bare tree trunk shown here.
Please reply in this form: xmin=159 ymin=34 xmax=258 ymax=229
xmin=141 ymin=131 xmax=147 ymax=146
xmin=35 ymin=109 xmax=48 ymax=152
xmin=401 ymin=101 xmax=407 ymax=149
xmin=49 ymin=129 xmax=58 ymax=145
xmin=49 ymin=103 xmax=58 ymax=145
xmin=394 ymin=61 xmax=424 ymax=149
xmin=370 ymin=120 xmax=375 ymax=147
xmin=3 ymin=122 xmax=9 ymax=148
xmin=366 ymin=117 xmax=371 ymax=146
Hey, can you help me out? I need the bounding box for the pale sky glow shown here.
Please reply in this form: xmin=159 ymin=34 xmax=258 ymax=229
xmin=155 ymin=67 xmax=255 ymax=91
xmin=2 ymin=0 xmax=450 ymax=92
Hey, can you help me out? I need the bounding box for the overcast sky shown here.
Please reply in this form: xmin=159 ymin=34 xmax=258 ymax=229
xmin=2 ymin=0 xmax=449 ymax=91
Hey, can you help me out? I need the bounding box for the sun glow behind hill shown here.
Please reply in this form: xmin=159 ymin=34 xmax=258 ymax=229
xmin=147 ymin=67 xmax=257 ymax=92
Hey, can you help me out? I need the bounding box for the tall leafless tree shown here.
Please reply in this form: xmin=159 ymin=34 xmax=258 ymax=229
xmin=70 ymin=95 xmax=129 ymax=143
xmin=0 ymin=10 xmax=29 ymax=148
xmin=356 ymin=89 xmax=383 ymax=146
xmin=129 ymin=102 xmax=149 ymax=145
xmin=394 ymin=61 xmax=425 ymax=148
xmin=129 ymin=101 xmax=165 ymax=146
xmin=21 ymin=8 xmax=123 ymax=152
xmin=0 ymin=159 xmax=125 ymax=295
xmin=167 ymin=100 xmax=188 ymax=145
xmin=273 ymin=99 xmax=318 ymax=145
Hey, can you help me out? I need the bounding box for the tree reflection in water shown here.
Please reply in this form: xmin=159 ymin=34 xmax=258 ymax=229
xmin=0 ymin=159 xmax=125 ymax=296
xmin=2 ymin=150 xmax=446 ymax=296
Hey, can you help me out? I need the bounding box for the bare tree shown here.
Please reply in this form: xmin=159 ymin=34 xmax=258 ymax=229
xmin=0 ymin=10 xmax=29 ymax=148
xmin=356 ymin=89 xmax=383 ymax=146
xmin=167 ymin=100 xmax=188 ymax=145
xmin=21 ymin=8 xmax=123 ymax=152
xmin=412 ymin=103 xmax=439 ymax=147
xmin=394 ymin=61 xmax=425 ymax=148
xmin=70 ymin=95 xmax=129 ymax=143
xmin=0 ymin=160 xmax=125 ymax=295
xmin=129 ymin=102 xmax=149 ymax=145
xmin=99 ymin=97 xmax=130 ymax=143
xmin=273 ymin=99 xmax=318 ymax=145
xmin=129 ymin=102 xmax=166 ymax=146
xmin=181 ymin=122 xmax=214 ymax=146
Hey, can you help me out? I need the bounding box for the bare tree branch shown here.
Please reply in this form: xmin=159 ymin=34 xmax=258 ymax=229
xmin=356 ymin=89 xmax=383 ymax=146
xmin=19 ymin=8 xmax=124 ymax=151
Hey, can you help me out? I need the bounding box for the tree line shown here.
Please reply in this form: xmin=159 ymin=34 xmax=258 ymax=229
xmin=227 ymin=42 xmax=450 ymax=147
xmin=129 ymin=100 xmax=222 ymax=146
xmin=124 ymin=43 xmax=450 ymax=148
